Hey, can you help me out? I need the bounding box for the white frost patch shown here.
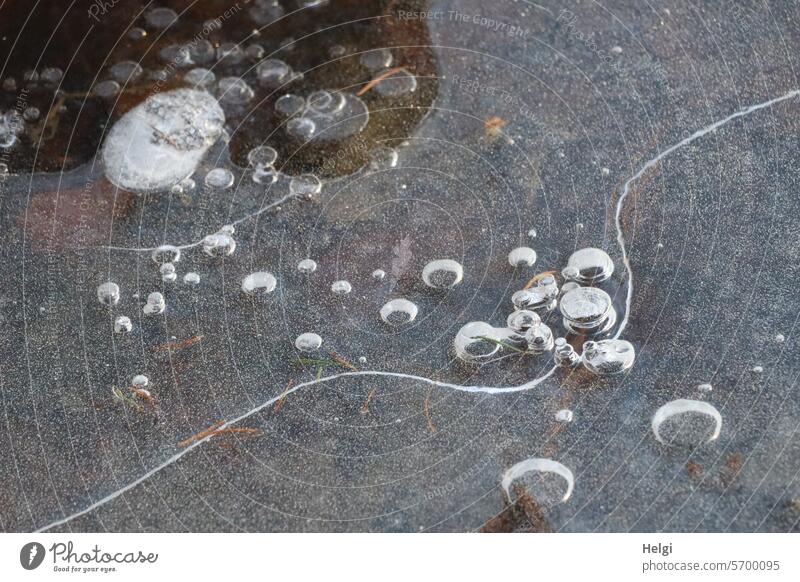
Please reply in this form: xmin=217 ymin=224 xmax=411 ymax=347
xmin=102 ymin=88 xmax=225 ymax=193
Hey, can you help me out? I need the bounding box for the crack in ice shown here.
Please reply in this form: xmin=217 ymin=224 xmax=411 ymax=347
xmin=37 ymin=89 xmax=799 ymax=532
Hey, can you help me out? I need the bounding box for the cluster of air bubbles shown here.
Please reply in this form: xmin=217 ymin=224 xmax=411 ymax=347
xmin=512 ymin=275 xmax=559 ymax=314
xmin=142 ymin=292 xmax=166 ymax=315
xmin=205 ymin=167 xmax=235 ymax=190
xmin=183 ymin=272 xmax=200 ymax=285
xmin=247 ymin=145 xmax=279 ymax=184
xmin=297 ymin=258 xmax=317 ymax=274
xmin=289 ymin=174 xmax=322 ymax=198
xmin=508 ymin=246 xmax=537 ymax=268
xmin=0 ymin=110 xmax=25 ymax=149
xmin=242 ymin=271 xmax=277 ymax=296
xmin=160 ymin=263 xmax=177 ymax=283
xmin=581 ymin=340 xmax=635 ymax=375
xmin=379 ymin=298 xmax=419 ymax=326
xmin=559 ymin=287 xmax=616 ymax=335
xmin=284 ymin=89 xmax=369 ymax=142
xmin=331 ymin=280 xmax=352 ymax=295
xmin=294 ymin=332 xmax=323 ymax=352
xmin=553 ymin=338 xmax=579 ymax=367
xmin=114 ymin=315 xmax=133 ymax=334
xmin=651 ymin=399 xmax=722 ymax=446
xmin=422 ymin=259 xmax=464 ymax=289
xmin=97 ymin=282 xmax=121 ymax=306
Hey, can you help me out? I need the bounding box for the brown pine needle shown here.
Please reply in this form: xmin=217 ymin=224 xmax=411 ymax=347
xmin=178 ymin=420 xmax=225 ymax=447
xmin=484 ymin=115 xmax=507 ymax=137
xmin=209 ymin=427 xmax=263 ymax=439
xmin=523 ymin=270 xmax=557 ymax=290
xmin=329 ymin=351 xmax=358 ymax=371
xmin=273 ymin=380 xmax=294 ymax=413
xmin=152 ymin=334 xmax=204 ymax=352
xmin=357 ymin=66 xmax=406 ymax=96
xmin=360 ymin=388 xmax=377 ymax=415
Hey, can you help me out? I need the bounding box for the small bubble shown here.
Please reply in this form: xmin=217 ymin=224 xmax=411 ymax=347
xmin=652 ymin=399 xmax=722 ymax=446
xmin=581 ymin=339 xmax=635 ymax=375
xmin=331 ymin=280 xmax=352 ymax=295
xmin=275 ymin=94 xmax=305 ymax=117
xmin=358 ymin=356 xmax=367 ymax=364
xmin=160 ymin=262 xmax=177 ymax=283
xmin=372 ymin=269 xmax=386 ymax=281
xmin=360 ymin=48 xmax=393 ymax=71
xmin=93 ymin=80 xmax=120 ymax=98
xmin=202 ymin=233 xmax=237 ymax=257
xmin=508 ymin=246 xmax=537 ymax=268
xmin=131 ymin=375 xmax=149 ymax=388
xmin=183 ymin=272 xmax=200 ymax=285
xmin=775 ymin=334 xmax=785 ymax=343
xmin=145 ymin=7 xmax=178 ymax=29
xmin=297 ymin=258 xmax=317 ymax=274
xmin=295 ymin=332 xmax=323 ymax=352
xmin=114 ymin=315 xmax=132 ymax=334
xmin=242 ymin=272 xmax=277 ymax=295
xmin=205 ymin=168 xmax=235 ymax=189
xmin=109 ymin=60 xmax=143 ymax=83
xmin=379 ymin=298 xmax=419 ymax=326
xmin=374 ymin=68 xmax=417 ymax=97
xmin=287 ymin=116 xmax=316 ymax=140
xmin=143 ymin=292 xmax=166 ymax=315
xmin=369 ymin=146 xmax=399 ymax=169
xmin=289 ymin=173 xmax=321 ymax=198
xmin=752 ymin=365 xmax=763 ymax=373
xmin=151 ymin=245 xmax=181 ymax=264
xmin=527 ymin=228 xmax=537 ymax=238
xmin=97 ymin=282 xmax=120 ymax=306
xmin=697 ymin=383 xmax=713 ymax=393
xmin=217 ymin=77 xmax=254 ymax=104
xmin=247 ymin=145 xmax=278 ymax=168
xmin=184 ymin=68 xmax=216 ymax=87
xmin=422 ymin=259 xmax=464 ymax=289
xmin=257 ymin=58 xmax=291 ymax=85
xmin=555 ymin=409 xmax=574 ymax=423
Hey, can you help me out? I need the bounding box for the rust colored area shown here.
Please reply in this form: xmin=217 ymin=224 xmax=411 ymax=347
xmin=18 ymin=178 xmax=136 ymax=251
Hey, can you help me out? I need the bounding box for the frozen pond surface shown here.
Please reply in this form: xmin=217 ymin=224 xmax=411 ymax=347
xmin=0 ymin=0 xmax=799 ymax=532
